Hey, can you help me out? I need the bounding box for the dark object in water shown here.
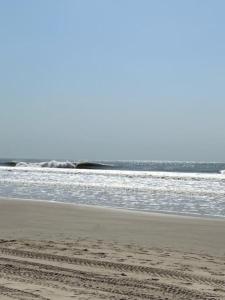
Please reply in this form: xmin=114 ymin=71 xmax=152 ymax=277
xmin=4 ymin=161 xmax=17 ymax=167
xmin=75 ymin=162 xmax=112 ymax=169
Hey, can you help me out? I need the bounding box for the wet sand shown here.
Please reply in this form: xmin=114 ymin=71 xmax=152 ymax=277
xmin=0 ymin=198 xmax=225 ymax=299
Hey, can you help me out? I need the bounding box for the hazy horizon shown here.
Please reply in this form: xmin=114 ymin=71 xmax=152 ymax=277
xmin=1 ymin=157 xmax=225 ymax=164
xmin=1 ymin=0 xmax=225 ymax=162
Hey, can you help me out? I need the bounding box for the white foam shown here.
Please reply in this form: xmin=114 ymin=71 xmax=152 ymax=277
xmin=0 ymin=165 xmax=225 ymax=217
xmin=16 ymin=160 xmax=76 ymax=169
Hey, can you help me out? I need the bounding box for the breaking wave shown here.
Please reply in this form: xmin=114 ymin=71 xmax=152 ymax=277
xmin=220 ymin=170 xmax=225 ymax=175
xmin=16 ymin=160 xmax=76 ymax=168
xmin=5 ymin=160 xmax=112 ymax=170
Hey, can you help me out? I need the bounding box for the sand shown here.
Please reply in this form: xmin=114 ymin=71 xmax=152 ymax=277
xmin=0 ymin=198 xmax=225 ymax=299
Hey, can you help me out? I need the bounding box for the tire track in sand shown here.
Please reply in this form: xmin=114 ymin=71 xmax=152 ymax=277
xmin=0 ymin=284 xmax=48 ymax=300
xmin=0 ymin=247 xmax=224 ymax=288
xmin=0 ymin=242 xmax=224 ymax=299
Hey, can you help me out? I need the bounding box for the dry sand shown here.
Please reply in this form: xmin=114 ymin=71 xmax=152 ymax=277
xmin=0 ymin=198 xmax=225 ymax=299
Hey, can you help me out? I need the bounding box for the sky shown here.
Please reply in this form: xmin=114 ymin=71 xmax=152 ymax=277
xmin=0 ymin=0 xmax=225 ymax=161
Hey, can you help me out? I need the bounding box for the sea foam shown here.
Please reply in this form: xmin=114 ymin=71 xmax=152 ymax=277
xmin=16 ymin=160 xmax=76 ymax=168
xmin=14 ymin=160 xmax=111 ymax=169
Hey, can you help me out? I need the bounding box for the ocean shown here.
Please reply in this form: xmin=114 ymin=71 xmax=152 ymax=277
xmin=0 ymin=159 xmax=225 ymax=218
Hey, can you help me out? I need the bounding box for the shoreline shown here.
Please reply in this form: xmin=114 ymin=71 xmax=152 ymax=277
xmin=1 ymin=197 xmax=225 ymax=255
xmin=1 ymin=196 xmax=224 ymax=221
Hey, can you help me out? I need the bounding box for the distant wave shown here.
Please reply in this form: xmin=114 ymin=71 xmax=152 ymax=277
xmin=4 ymin=160 xmax=112 ymax=170
xmin=76 ymin=162 xmax=112 ymax=169
xmin=2 ymin=160 xmax=225 ymax=173
xmin=16 ymin=160 xmax=76 ymax=168
xmin=3 ymin=161 xmax=18 ymax=167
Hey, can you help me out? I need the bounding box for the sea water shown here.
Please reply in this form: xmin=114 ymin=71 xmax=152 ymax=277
xmin=0 ymin=159 xmax=225 ymax=218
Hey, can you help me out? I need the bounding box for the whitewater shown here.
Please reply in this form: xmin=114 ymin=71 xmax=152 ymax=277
xmin=0 ymin=160 xmax=225 ymax=218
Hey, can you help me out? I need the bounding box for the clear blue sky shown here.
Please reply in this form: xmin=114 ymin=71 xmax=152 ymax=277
xmin=0 ymin=0 xmax=224 ymax=161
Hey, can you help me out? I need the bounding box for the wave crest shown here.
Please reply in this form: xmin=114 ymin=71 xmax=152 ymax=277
xmin=16 ymin=160 xmax=76 ymax=168
xmin=10 ymin=160 xmax=112 ymax=170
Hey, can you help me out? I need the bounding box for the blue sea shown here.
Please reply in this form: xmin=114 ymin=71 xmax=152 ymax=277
xmin=0 ymin=159 xmax=225 ymax=218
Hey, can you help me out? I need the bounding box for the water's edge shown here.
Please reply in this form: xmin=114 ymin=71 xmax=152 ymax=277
xmin=1 ymin=196 xmax=224 ymax=221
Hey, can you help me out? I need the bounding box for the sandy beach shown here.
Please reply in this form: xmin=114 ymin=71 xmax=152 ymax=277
xmin=0 ymin=198 xmax=225 ymax=299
